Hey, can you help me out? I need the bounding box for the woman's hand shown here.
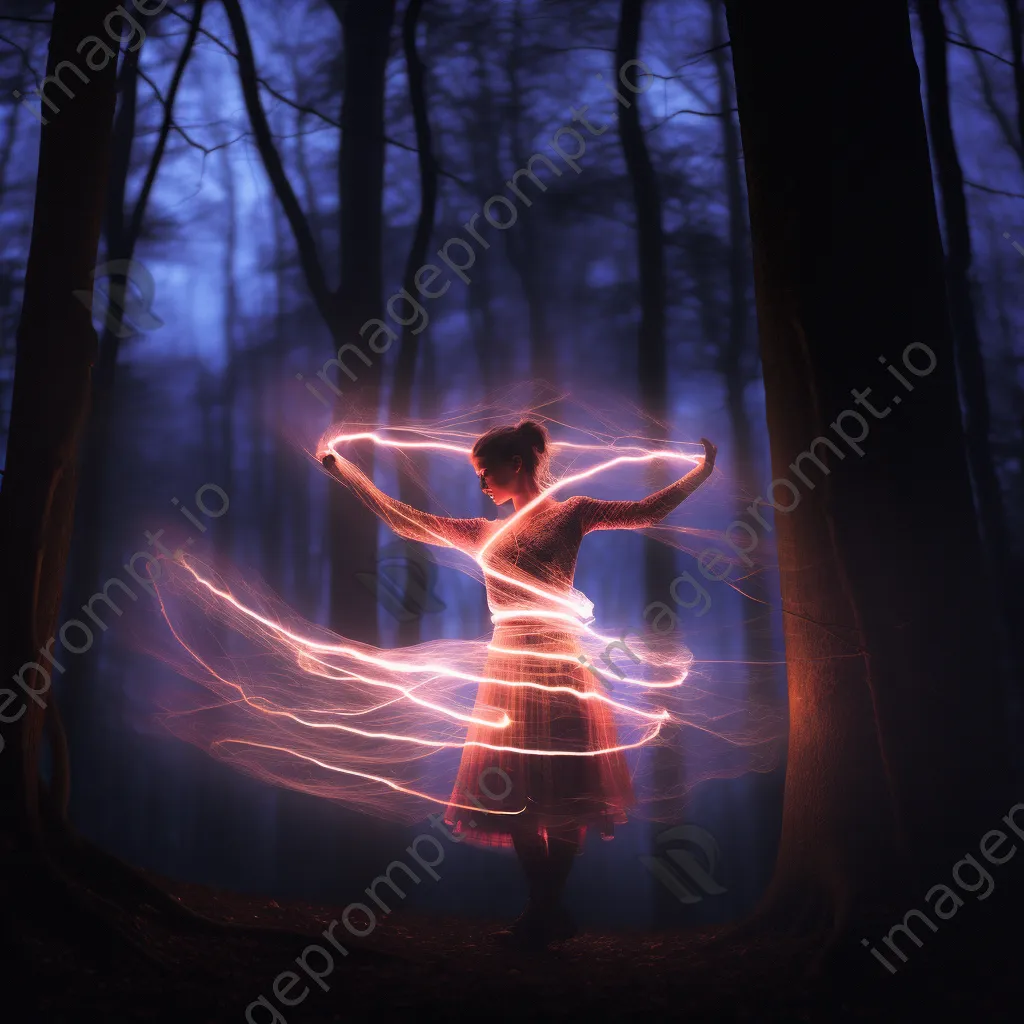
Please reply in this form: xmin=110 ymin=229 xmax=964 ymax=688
xmin=319 ymin=449 xmax=347 ymax=480
xmin=317 ymin=442 xmax=342 ymax=470
xmin=699 ymin=437 xmax=717 ymax=474
xmin=319 ymin=448 xmax=365 ymax=486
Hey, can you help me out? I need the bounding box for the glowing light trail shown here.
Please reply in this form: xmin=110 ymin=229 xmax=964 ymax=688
xmin=145 ymin=413 xmax=785 ymax=827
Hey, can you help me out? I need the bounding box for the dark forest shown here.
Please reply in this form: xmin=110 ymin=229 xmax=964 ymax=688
xmin=1 ymin=1 xmax=1022 ymax=1021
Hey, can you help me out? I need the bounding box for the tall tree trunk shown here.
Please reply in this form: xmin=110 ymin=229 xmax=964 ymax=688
xmin=0 ymin=5 xmax=268 ymax=962
xmin=616 ymin=0 xmax=684 ymax=928
xmin=0 ymin=0 xmax=121 ymax=845
xmin=616 ymin=0 xmax=671 ymax=603
xmin=709 ymin=0 xmax=772 ymax=674
xmin=708 ymin=0 xmax=784 ymax=912
xmin=918 ymin=0 xmax=1021 ymax=684
xmin=326 ymin=0 xmax=397 ymax=646
xmin=387 ymin=0 xmax=437 ymax=648
xmin=725 ymin=0 xmax=1014 ymax=953
xmin=504 ymin=0 xmax=552 ymax=387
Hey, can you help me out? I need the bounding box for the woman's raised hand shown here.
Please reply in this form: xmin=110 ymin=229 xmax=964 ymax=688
xmin=319 ymin=449 xmax=350 ymax=479
xmin=319 ymin=448 xmax=368 ymax=487
xmin=699 ymin=437 xmax=717 ymax=473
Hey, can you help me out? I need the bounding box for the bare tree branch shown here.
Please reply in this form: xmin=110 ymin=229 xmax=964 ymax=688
xmin=947 ymin=33 xmax=1016 ymax=68
xmin=646 ymin=106 xmax=736 ymax=133
xmin=137 ymin=68 xmax=244 ymax=156
xmin=673 ymin=40 xmax=731 ymax=72
xmin=163 ymin=0 xmax=466 ymax=182
xmin=947 ymin=8 xmax=1023 ymax=161
xmin=127 ymin=0 xmax=204 ymax=248
xmin=0 ymin=32 xmax=40 ymax=88
xmin=165 ymin=2 xmax=342 ymax=127
xmin=220 ymin=0 xmax=335 ymax=330
xmin=964 ymin=178 xmax=1024 ymax=199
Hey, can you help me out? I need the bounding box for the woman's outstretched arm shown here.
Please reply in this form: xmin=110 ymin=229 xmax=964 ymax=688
xmin=577 ymin=438 xmax=717 ymax=533
xmin=319 ymin=452 xmax=490 ymax=551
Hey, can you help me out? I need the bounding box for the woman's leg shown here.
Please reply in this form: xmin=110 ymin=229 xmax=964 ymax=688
xmin=511 ymin=826 xmax=549 ymax=908
xmin=499 ymin=825 xmax=579 ymax=946
xmin=532 ymin=826 xmax=579 ymax=939
xmin=541 ymin=826 xmax=579 ymax=908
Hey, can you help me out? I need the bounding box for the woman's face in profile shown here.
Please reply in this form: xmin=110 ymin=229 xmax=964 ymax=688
xmin=472 ymin=455 xmax=521 ymax=506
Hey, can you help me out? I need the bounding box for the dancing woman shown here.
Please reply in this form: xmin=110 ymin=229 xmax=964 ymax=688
xmin=319 ymin=421 xmax=716 ymax=947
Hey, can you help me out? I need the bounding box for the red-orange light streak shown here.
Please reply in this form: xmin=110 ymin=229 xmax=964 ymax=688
xmin=144 ymin=417 xmax=784 ymax=825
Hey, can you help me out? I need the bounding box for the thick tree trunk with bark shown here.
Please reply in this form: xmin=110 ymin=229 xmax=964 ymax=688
xmin=709 ymin=0 xmax=774 ymax=676
xmin=0 ymin=0 xmax=199 ymax=964
xmin=0 ymin=6 xmax=340 ymax=966
xmin=615 ymin=0 xmax=672 ymax=602
xmin=708 ymin=0 xmax=784 ymax=911
xmin=0 ymin=0 xmax=121 ymax=841
xmin=725 ymin=0 xmax=1014 ymax=946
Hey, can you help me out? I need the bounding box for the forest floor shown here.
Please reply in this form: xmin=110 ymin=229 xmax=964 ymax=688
xmin=17 ymin=870 xmax=1020 ymax=1024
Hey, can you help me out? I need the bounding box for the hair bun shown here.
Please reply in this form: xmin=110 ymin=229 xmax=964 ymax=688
xmin=515 ymin=419 xmax=548 ymax=453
